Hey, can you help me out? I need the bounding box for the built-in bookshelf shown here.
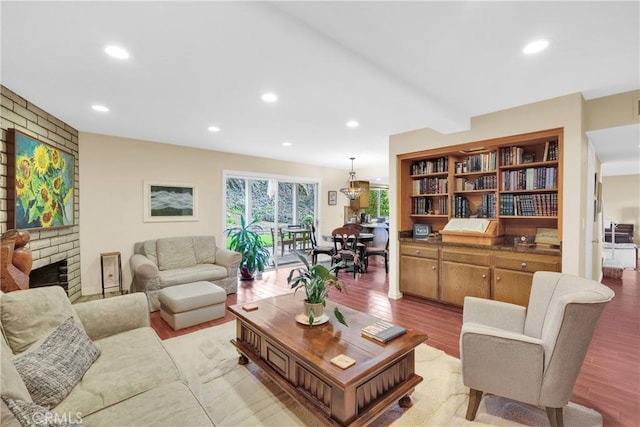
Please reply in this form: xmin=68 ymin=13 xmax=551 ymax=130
xmin=398 ymin=128 xmax=563 ymax=241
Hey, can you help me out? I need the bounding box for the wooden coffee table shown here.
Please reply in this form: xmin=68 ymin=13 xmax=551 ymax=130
xmin=228 ymin=293 xmax=428 ymax=426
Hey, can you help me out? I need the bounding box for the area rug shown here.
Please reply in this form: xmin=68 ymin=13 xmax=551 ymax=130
xmin=163 ymin=322 xmax=602 ymax=427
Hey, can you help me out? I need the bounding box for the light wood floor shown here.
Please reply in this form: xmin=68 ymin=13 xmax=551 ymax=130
xmin=150 ymin=257 xmax=639 ymax=427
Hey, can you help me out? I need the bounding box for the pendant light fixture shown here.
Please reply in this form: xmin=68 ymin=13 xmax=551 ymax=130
xmin=340 ymin=157 xmax=365 ymax=200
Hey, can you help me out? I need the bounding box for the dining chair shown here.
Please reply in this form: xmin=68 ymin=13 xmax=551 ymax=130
xmin=331 ymin=226 xmax=362 ymax=278
xmin=364 ymin=228 xmax=389 ymax=273
xmin=270 ymin=228 xmax=294 ymax=256
xmin=460 ymin=272 xmax=614 ymax=427
xmin=309 ymin=224 xmax=334 ymax=264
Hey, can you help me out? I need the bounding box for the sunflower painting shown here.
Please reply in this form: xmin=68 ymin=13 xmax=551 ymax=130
xmin=9 ymin=130 xmax=74 ymax=229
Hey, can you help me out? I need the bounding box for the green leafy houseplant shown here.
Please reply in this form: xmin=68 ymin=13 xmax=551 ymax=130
xmin=226 ymin=215 xmax=271 ymax=280
xmin=287 ymin=251 xmax=348 ymax=326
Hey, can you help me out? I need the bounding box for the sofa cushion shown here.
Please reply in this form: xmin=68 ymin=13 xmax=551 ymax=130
xmin=157 ymin=237 xmax=197 ymax=271
xmin=2 ymin=397 xmax=85 ymax=427
xmin=193 ymin=236 xmax=217 ymax=264
xmin=159 ymin=264 xmax=230 ymax=288
xmin=82 ymin=381 xmax=214 ymax=427
xmin=53 ymin=327 xmax=181 ymax=417
xmin=0 ymin=287 xmax=83 ymax=354
xmin=143 ymin=240 xmax=158 ymax=265
xmin=13 ymin=317 xmax=101 ymax=408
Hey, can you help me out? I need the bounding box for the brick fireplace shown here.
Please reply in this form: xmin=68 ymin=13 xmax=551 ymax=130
xmin=0 ymin=86 xmax=81 ymax=300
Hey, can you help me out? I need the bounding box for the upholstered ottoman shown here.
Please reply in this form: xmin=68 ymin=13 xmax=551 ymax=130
xmin=159 ymin=281 xmax=226 ymax=330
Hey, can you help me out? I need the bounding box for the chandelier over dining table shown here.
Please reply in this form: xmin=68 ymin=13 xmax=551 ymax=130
xmin=340 ymin=157 xmax=365 ymax=200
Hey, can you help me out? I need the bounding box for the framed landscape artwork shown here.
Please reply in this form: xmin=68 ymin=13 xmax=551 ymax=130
xmin=8 ymin=129 xmax=75 ymax=229
xmin=143 ymin=181 xmax=198 ymax=222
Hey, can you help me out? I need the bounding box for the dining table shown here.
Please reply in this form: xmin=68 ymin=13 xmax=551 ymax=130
xmin=321 ymin=232 xmax=375 ymax=244
xmin=284 ymin=227 xmax=312 ymax=250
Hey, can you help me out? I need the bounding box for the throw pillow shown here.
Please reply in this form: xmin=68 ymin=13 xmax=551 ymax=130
xmin=13 ymin=317 xmax=101 ymax=408
xmin=156 ymin=237 xmax=197 ymax=270
xmin=2 ymin=396 xmax=85 ymax=427
xmin=193 ymin=236 xmax=217 ymax=264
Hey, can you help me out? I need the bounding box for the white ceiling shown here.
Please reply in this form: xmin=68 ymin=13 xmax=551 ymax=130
xmin=1 ymin=1 xmax=639 ymax=179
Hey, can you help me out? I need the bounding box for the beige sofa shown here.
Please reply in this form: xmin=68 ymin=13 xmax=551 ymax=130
xmin=0 ymin=286 xmax=214 ymax=427
xmin=130 ymin=235 xmax=241 ymax=311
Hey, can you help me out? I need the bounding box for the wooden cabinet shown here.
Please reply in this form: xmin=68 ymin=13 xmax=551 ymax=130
xmin=398 ymin=128 xmax=563 ymax=242
xmin=492 ymin=252 xmax=561 ymax=306
xmin=440 ymin=247 xmax=490 ymax=306
xmin=399 ymin=244 xmax=438 ymax=300
xmin=399 ymin=240 xmax=560 ymax=308
xmin=350 ymin=181 xmax=370 ymax=210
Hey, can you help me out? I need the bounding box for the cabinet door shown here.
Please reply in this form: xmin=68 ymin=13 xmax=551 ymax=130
xmin=440 ymin=261 xmax=490 ymax=306
xmin=399 ymin=256 xmax=438 ymax=300
xmin=493 ymin=268 xmax=533 ymax=307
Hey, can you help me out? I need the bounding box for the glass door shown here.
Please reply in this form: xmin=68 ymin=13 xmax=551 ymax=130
xmin=225 ymin=173 xmax=318 ymax=270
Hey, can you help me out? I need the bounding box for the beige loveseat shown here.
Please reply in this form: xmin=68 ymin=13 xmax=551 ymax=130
xmin=130 ymin=235 xmax=241 ymax=311
xmin=0 ymin=286 xmax=214 ymax=426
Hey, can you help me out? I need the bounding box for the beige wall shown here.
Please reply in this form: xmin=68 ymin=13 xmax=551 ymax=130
xmin=602 ymin=174 xmax=640 ymax=243
xmin=387 ymin=93 xmax=586 ymax=297
xmin=585 ymin=90 xmax=640 ymax=131
xmin=79 ymin=132 xmax=352 ymax=295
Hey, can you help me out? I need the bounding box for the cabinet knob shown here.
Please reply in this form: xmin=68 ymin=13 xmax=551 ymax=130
xmin=431 ymin=266 xmax=436 ymax=270
xmin=415 ymin=250 xmax=420 ymax=255
xmin=496 ymin=276 xmax=501 ymax=281
xmin=482 ymin=274 xmax=487 ymax=279
xmin=521 ymin=262 xmax=527 ymax=268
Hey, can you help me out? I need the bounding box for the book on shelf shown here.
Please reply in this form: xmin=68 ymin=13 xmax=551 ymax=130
xmin=361 ymin=320 xmax=407 ymax=343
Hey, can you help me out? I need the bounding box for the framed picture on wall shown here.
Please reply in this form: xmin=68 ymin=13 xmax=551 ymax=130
xmin=143 ymin=181 xmax=198 ymax=222
xmin=8 ymin=129 xmax=75 ymax=229
xmin=328 ymin=190 xmax=337 ymax=206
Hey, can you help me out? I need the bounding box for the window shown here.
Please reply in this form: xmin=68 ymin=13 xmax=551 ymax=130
xmin=366 ymin=187 xmax=389 ymax=219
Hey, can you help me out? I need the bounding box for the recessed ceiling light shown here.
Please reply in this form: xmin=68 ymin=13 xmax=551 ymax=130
xmin=523 ymin=39 xmax=550 ymax=55
xmin=104 ymin=45 xmax=130 ymax=59
xmin=281 ymin=141 xmax=292 ymax=147
xmin=346 ymin=120 xmax=359 ymax=128
xmin=261 ymin=93 xmax=278 ymax=103
xmin=208 ymin=126 xmax=220 ymax=132
xmin=91 ymin=105 xmax=109 ymax=112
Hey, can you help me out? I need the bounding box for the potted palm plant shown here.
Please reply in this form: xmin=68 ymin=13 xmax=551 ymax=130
xmin=226 ymin=215 xmax=270 ymax=280
xmin=287 ymin=251 xmax=348 ymax=326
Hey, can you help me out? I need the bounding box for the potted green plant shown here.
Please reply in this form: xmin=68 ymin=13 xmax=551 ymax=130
xmin=226 ymin=215 xmax=270 ymax=280
xmin=287 ymin=251 xmax=348 ymax=326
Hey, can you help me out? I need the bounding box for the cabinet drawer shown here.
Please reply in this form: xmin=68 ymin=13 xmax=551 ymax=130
xmin=400 ymin=244 xmax=438 ymax=259
xmin=493 ymin=254 xmax=560 ymax=273
xmin=442 ymin=248 xmax=490 ymax=266
xmin=265 ymin=340 xmax=289 ymax=378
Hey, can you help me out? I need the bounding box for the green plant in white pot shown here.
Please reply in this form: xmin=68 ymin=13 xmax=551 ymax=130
xmin=226 ymin=215 xmax=270 ymax=280
xmin=287 ymin=251 xmax=348 ymax=326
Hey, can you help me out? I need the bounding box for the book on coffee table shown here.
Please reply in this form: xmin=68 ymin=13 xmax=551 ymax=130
xmin=361 ymin=320 xmax=407 ymax=343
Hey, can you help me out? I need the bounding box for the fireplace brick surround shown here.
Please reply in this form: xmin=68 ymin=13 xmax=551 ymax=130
xmin=0 ymin=86 xmax=81 ymax=300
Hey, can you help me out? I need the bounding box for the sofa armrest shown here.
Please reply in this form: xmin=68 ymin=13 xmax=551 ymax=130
xmin=73 ymin=293 xmax=150 ymax=341
xmin=129 ymin=253 xmax=161 ymax=294
xmin=463 ymin=296 xmax=526 ymax=333
xmin=215 ymin=247 xmax=242 ymax=268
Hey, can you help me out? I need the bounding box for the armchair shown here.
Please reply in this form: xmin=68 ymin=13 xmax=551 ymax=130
xmin=460 ymin=271 xmax=614 ymax=427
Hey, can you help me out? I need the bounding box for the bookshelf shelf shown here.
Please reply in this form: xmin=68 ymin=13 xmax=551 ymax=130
xmin=398 ymin=128 xmax=563 ymax=242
